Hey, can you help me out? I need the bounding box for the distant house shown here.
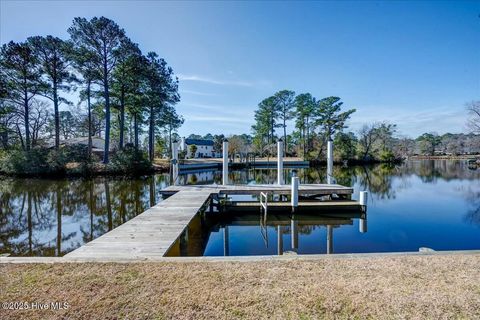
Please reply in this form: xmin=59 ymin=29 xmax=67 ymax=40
xmin=46 ymin=137 xmax=112 ymax=155
xmin=180 ymin=137 xmax=217 ymax=158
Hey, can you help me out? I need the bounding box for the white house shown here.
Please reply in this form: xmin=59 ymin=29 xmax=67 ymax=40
xmin=180 ymin=137 xmax=216 ymax=158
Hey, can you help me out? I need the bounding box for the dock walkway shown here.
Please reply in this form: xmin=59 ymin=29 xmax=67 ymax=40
xmin=65 ymin=188 xmax=214 ymax=260
xmin=65 ymin=184 xmax=354 ymax=260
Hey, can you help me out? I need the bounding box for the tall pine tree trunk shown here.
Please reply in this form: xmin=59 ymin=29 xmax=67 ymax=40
xmin=134 ymin=113 xmax=139 ymax=151
xmin=53 ymin=81 xmax=60 ymax=149
xmin=87 ymin=80 xmax=92 ymax=160
xmin=168 ymin=127 xmax=172 ymax=158
xmin=24 ymin=89 xmax=30 ymax=151
xmin=148 ymin=105 xmax=154 ymax=161
xmin=305 ymin=116 xmax=310 ymax=155
xmin=119 ymin=86 xmax=125 ymax=149
xmin=103 ymin=56 xmax=110 ymax=164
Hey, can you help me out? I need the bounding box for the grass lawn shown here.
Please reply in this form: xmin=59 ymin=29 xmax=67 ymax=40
xmin=1 ymin=254 xmax=480 ymax=319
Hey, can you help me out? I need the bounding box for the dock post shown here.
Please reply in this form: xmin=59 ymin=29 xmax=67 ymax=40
xmin=172 ymin=140 xmax=179 ymax=185
xmin=327 ymin=139 xmax=334 ymax=184
xmin=291 ymin=216 xmax=298 ymax=252
xmin=291 ymin=176 xmax=299 ymax=211
xmin=223 ymin=225 xmax=229 ymax=256
xmin=359 ymin=215 xmax=367 ymax=233
xmin=277 ymin=225 xmax=283 ymax=255
xmin=222 ymin=139 xmax=229 ymax=185
xmin=277 ymin=138 xmax=283 ymax=185
xmin=327 ymin=225 xmax=333 ymax=254
xmin=359 ymin=191 xmax=368 ymax=210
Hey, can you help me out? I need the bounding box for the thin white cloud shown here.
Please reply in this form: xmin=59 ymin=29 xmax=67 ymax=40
xmin=177 ymin=102 xmax=255 ymax=128
xmin=177 ymin=74 xmax=270 ymax=87
xmin=180 ymin=89 xmax=219 ymax=96
xmin=179 ymin=102 xmax=250 ymax=112
xmin=347 ymin=105 xmax=468 ymax=137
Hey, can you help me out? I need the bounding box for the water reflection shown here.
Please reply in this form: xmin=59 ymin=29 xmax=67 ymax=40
xmin=0 ymin=176 xmax=169 ymax=256
xmin=167 ymin=211 xmax=367 ymax=256
xmin=1 ymin=160 xmax=479 ymax=256
xmin=462 ymin=186 xmax=480 ymax=227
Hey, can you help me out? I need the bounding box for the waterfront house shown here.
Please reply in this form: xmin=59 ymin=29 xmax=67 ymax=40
xmin=180 ymin=137 xmax=217 ymax=158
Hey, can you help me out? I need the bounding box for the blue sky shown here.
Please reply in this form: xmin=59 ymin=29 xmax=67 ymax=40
xmin=1 ymin=1 xmax=479 ymax=138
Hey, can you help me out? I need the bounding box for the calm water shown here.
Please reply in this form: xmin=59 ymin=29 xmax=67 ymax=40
xmin=1 ymin=160 xmax=479 ymax=256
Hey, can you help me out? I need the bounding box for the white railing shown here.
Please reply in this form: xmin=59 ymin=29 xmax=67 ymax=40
xmin=260 ymin=192 xmax=268 ymax=214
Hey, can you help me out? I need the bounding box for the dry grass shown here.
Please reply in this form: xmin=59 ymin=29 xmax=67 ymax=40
xmin=1 ymin=254 xmax=480 ymax=319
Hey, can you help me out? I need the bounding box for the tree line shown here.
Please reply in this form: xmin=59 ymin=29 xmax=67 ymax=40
xmin=246 ymin=94 xmax=480 ymax=161
xmin=0 ymin=16 xmax=183 ymax=164
xmin=251 ymin=91 xmax=356 ymax=159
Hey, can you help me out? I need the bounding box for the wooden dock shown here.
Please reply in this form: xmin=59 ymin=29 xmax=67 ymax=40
xmin=160 ymin=183 xmax=353 ymax=196
xmin=65 ymin=189 xmax=214 ymax=260
xmin=65 ymin=184 xmax=354 ymax=260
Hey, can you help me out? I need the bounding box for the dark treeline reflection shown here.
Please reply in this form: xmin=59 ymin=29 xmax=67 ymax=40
xmin=1 ymin=160 xmax=479 ymax=256
xmin=0 ymin=175 xmax=169 ymax=256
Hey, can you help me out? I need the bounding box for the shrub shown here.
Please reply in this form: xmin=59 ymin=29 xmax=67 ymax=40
xmin=0 ymin=144 xmax=96 ymax=176
xmin=108 ymin=144 xmax=152 ymax=174
xmin=62 ymin=144 xmax=91 ymax=163
xmin=0 ymin=149 xmax=7 ymax=161
xmin=0 ymin=149 xmax=52 ymax=175
xmin=379 ymin=149 xmax=396 ymax=162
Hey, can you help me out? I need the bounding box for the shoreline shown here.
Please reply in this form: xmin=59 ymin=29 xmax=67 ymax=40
xmin=409 ymin=155 xmax=480 ymax=160
xmin=0 ymin=158 xmax=404 ymax=179
xmin=2 ymin=156 xmax=477 ymax=179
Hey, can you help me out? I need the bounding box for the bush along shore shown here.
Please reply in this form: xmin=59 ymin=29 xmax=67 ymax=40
xmin=0 ymin=145 xmax=169 ymax=178
xmin=0 ymin=146 xmax=405 ymax=178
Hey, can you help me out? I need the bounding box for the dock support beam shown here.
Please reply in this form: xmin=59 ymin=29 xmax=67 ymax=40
xmin=291 ymin=176 xmax=299 ymax=211
xmin=277 ymin=138 xmax=283 ymax=185
xmin=222 ymin=139 xmax=229 ymax=185
xmin=359 ymin=215 xmax=367 ymax=233
xmin=172 ymin=140 xmax=179 ymax=185
xmin=359 ymin=191 xmax=368 ymax=232
xmin=327 ymin=140 xmax=334 ymax=184
xmin=277 ymin=225 xmax=283 ymax=255
xmin=223 ymin=225 xmax=229 ymax=256
xmin=359 ymin=191 xmax=368 ymax=210
xmin=291 ymin=217 xmax=298 ymax=252
xmin=327 ymin=225 xmax=333 ymax=254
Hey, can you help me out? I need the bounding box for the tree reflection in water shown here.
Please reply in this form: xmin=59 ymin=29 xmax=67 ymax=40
xmin=463 ymin=186 xmax=480 ymax=227
xmin=0 ymin=176 xmax=169 ymax=256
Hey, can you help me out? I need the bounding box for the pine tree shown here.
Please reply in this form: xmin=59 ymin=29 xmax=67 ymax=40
xmin=0 ymin=41 xmax=46 ymax=150
xmin=28 ymin=36 xmax=77 ymax=149
xmin=273 ymin=90 xmax=295 ymax=154
xmin=68 ymin=17 xmax=126 ymax=163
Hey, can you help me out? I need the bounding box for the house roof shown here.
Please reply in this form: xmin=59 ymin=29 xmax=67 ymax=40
xmin=185 ymin=138 xmax=214 ymax=146
xmin=46 ymin=137 xmax=111 ymax=151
